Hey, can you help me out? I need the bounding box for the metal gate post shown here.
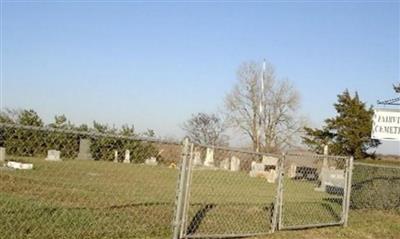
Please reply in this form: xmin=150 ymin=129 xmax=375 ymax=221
xmin=172 ymin=138 xmax=191 ymax=239
xmin=273 ymin=152 xmax=285 ymax=231
xmin=180 ymin=143 xmax=194 ymax=238
xmin=343 ymin=156 xmax=354 ymax=227
xmin=271 ymin=153 xmax=283 ymax=232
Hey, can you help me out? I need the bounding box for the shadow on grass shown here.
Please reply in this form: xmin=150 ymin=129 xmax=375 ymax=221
xmin=321 ymin=202 xmax=342 ymax=221
xmin=186 ymin=204 xmax=216 ymax=235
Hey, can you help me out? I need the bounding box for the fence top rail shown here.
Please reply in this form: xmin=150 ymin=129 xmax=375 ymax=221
xmin=0 ymin=122 xmax=182 ymax=146
xmin=285 ymin=152 xmax=349 ymax=160
xmin=354 ymin=162 xmax=400 ymax=170
xmin=192 ymin=142 xmax=349 ymax=160
xmin=194 ymin=142 xmax=281 ymax=157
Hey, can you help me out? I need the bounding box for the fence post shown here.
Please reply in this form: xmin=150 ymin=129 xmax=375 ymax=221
xmin=343 ymin=156 xmax=354 ymax=227
xmin=172 ymin=137 xmax=191 ymax=239
xmin=272 ymin=152 xmax=285 ymax=231
xmin=180 ymin=143 xmax=194 ymax=237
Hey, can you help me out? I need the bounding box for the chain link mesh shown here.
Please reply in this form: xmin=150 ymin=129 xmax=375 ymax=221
xmin=351 ymin=162 xmax=400 ymax=213
xmin=279 ymin=153 xmax=350 ymax=229
xmin=0 ymin=123 xmax=182 ymax=239
xmin=180 ymin=144 xmax=280 ymax=238
xmin=0 ymin=123 xmax=365 ymax=238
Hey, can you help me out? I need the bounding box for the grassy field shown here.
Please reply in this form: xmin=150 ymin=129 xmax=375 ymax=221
xmin=0 ymin=157 xmax=398 ymax=239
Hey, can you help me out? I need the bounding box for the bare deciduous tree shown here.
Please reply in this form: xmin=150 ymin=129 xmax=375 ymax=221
xmin=225 ymin=61 xmax=304 ymax=152
xmin=182 ymin=112 xmax=228 ymax=146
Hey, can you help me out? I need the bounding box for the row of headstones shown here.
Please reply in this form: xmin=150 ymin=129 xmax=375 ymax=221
xmin=112 ymin=150 xmax=157 ymax=165
xmin=0 ymin=138 xmax=158 ymax=166
xmin=193 ymin=148 xmax=241 ymax=172
xmin=45 ymin=148 xmax=157 ymax=165
xmin=247 ymin=152 xmax=345 ymax=189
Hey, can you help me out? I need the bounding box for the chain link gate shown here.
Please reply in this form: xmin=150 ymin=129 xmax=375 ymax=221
xmin=173 ymin=141 xmax=282 ymax=239
xmin=277 ymin=153 xmax=353 ymax=230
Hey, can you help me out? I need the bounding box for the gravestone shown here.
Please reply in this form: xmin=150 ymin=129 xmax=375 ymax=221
xmin=289 ymin=164 xmax=297 ymax=178
xmin=193 ymin=150 xmax=202 ymax=166
xmin=145 ymin=157 xmax=158 ymax=166
xmin=316 ymin=144 xmax=332 ymax=192
xmin=45 ymin=150 xmax=61 ymax=161
xmin=204 ymin=148 xmax=214 ymax=167
xmin=251 ymin=161 xmax=256 ymax=170
xmin=262 ymin=156 xmax=278 ymax=166
xmin=249 ymin=162 xmax=266 ymax=177
xmin=77 ymin=139 xmax=93 ymax=160
xmin=230 ymin=156 xmax=240 ymax=171
xmin=0 ymin=147 xmax=5 ymax=161
xmin=7 ymin=161 xmax=33 ymax=170
xmin=123 ymin=150 xmax=130 ymax=163
xmin=114 ymin=150 xmax=118 ymax=163
xmin=317 ymin=168 xmax=345 ymax=192
xmin=266 ymin=169 xmax=277 ymax=183
xmin=220 ymin=158 xmax=230 ymax=170
xmin=322 ymin=144 xmax=329 ymax=168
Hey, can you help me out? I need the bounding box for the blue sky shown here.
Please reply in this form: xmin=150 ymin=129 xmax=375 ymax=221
xmin=1 ymin=1 xmax=399 ymax=153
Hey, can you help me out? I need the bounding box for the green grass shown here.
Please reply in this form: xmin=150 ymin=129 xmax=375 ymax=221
xmin=0 ymin=157 xmax=398 ymax=239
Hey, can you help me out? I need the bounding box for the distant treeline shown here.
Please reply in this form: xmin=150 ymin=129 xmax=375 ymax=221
xmin=0 ymin=109 xmax=161 ymax=162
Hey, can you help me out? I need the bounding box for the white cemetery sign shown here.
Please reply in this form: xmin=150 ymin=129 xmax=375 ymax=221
xmin=372 ymin=108 xmax=400 ymax=141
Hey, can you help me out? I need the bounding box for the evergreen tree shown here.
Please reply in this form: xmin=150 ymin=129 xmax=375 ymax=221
xmin=302 ymin=90 xmax=380 ymax=159
xmin=17 ymin=109 xmax=43 ymax=127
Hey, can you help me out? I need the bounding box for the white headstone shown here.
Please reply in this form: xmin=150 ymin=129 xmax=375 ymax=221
xmin=220 ymin=158 xmax=230 ymax=170
xmin=114 ymin=150 xmax=118 ymax=163
xmin=204 ymin=148 xmax=214 ymax=167
xmin=230 ymin=156 xmax=240 ymax=172
xmin=0 ymin=147 xmax=5 ymax=161
xmin=323 ymin=144 xmax=329 ymax=168
xmin=145 ymin=157 xmax=158 ymax=166
xmin=193 ymin=150 xmax=202 ymax=166
xmin=249 ymin=163 xmax=265 ymax=177
xmin=262 ymin=156 xmax=278 ymax=166
xmin=251 ymin=161 xmax=256 ymax=170
xmin=289 ymin=164 xmax=297 ymax=178
xmin=266 ymin=169 xmax=277 ymax=183
xmin=123 ymin=150 xmax=130 ymax=163
xmin=45 ymin=150 xmax=61 ymax=161
xmin=318 ymin=168 xmax=345 ymax=191
xmin=7 ymin=161 xmax=33 ymax=170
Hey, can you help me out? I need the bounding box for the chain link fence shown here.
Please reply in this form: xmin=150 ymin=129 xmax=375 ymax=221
xmin=351 ymin=162 xmax=400 ymax=213
xmin=175 ymin=143 xmax=281 ymax=238
xmin=278 ymin=153 xmax=351 ymax=230
xmin=0 ymin=123 xmax=182 ymax=239
xmin=0 ymin=123 xmax=361 ymax=239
